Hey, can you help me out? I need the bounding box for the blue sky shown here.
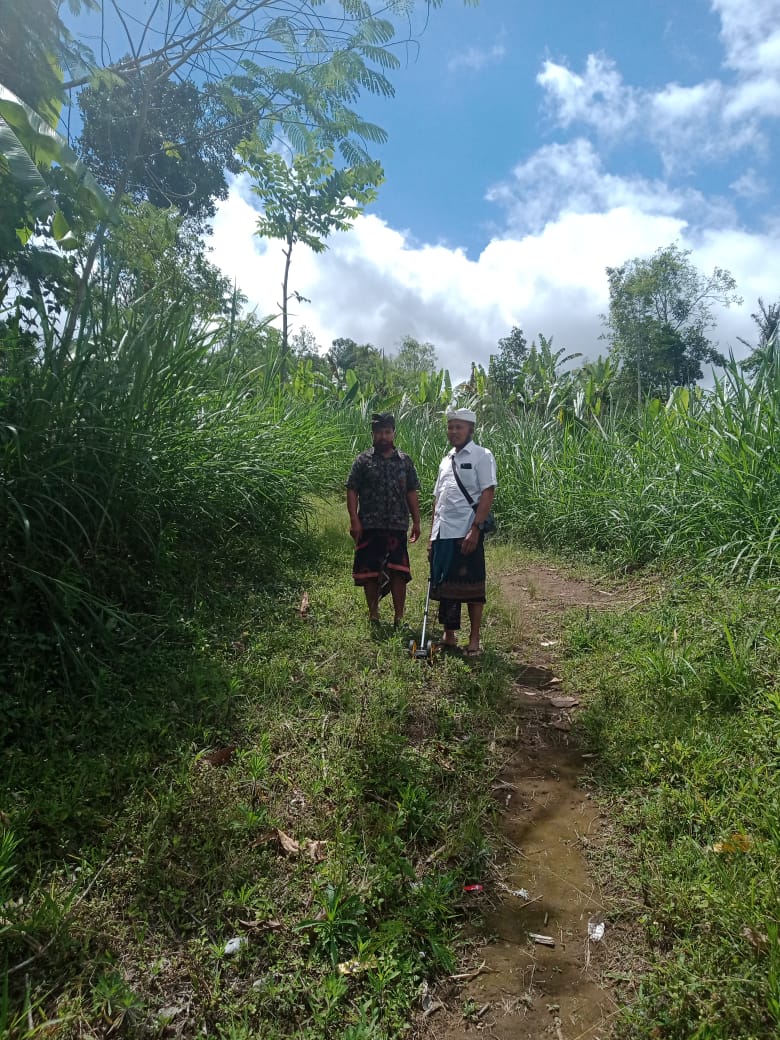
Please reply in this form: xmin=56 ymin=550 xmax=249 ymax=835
xmin=204 ymin=0 xmax=780 ymax=379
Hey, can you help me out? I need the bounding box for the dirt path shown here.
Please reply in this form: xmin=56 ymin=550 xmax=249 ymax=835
xmin=418 ymin=563 xmax=631 ymax=1040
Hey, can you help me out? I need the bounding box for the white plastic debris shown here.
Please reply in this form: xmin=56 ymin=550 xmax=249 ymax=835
xmin=223 ymin=937 xmax=247 ymax=956
xmin=587 ymin=916 xmax=606 ymax=941
xmin=529 ymin=933 xmax=556 ymax=947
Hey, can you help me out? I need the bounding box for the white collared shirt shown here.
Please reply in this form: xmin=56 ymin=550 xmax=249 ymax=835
xmin=431 ymin=441 xmax=497 ymax=539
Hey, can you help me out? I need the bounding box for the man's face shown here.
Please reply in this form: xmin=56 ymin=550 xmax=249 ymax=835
xmin=372 ymin=424 xmax=396 ymax=454
xmin=447 ymin=420 xmax=474 ymax=450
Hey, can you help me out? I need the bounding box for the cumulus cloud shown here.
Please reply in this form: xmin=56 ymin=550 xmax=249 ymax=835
xmin=730 ymin=168 xmax=770 ymax=199
xmin=714 ymin=0 xmax=780 ymax=74
xmin=537 ymin=54 xmax=640 ymax=137
xmin=206 ymin=167 xmax=774 ymax=382
xmin=484 ymin=139 xmax=732 ymax=236
xmin=537 ymin=1 xmax=780 ymax=171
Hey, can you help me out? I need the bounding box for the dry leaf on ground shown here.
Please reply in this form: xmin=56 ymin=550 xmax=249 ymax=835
xmin=276 ymin=829 xmax=300 ymax=855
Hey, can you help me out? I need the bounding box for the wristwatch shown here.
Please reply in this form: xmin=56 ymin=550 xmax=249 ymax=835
xmin=475 ymin=521 xmax=486 ymax=532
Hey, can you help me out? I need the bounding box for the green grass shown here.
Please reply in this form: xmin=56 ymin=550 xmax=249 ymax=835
xmin=1 ymin=503 xmax=516 ymax=1039
xmin=4 ymin=294 xmax=780 ymax=1038
xmin=565 ymin=572 xmax=780 ymax=1038
xmin=482 ymin=355 xmax=780 ymax=580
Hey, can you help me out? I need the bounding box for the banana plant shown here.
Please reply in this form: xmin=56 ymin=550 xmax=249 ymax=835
xmin=0 ymin=83 xmax=113 ymax=247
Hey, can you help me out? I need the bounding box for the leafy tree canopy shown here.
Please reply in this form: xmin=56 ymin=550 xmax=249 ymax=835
xmin=488 ymin=325 xmax=528 ymax=396
xmin=391 ymin=334 xmax=438 ymax=380
xmin=327 ymin=336 xmax=385 ymax=387
xmin=78 ymin=71 xmax=249 ymax=225
xmin=0 ymin=0 xmax=94 ymax=122
xmin=240 ymin=142 xmax=382 ymax=378
xmin=242 ymin=143 xmax=382 ymax=254
xmin=97 ymin=202 xmax=238 ymax=320
xmin=605 ymin=243 xmax=741 ymax=398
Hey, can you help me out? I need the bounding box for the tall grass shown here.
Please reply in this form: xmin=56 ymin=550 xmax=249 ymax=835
xmin=0 ymin=294 xmax=353 ymax=680
xmin=487 ymin=353 xmax=780 ymax=578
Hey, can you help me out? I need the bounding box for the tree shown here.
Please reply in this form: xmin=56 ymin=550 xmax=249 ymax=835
xmin=240 ymin=143 xmax=382 ymax=380
xmin=0 ymin=0 xmax=108 ymax=256
xmin=488 ymin=326 xmax=528 ymax=397
xmin=327 ymin=336 xmax=385 ymax=388
xmin=77 ymin=71 xmax=249 ymax=226
xmin=739 ymin=298 xmax=779 ymax=374
xmin=604 ymin=244 xmax=740 ymax=400
xmin=390 ymin=334 xmax=438 ymax=388
xmin=568 ymin=354 xmax=619 ymax=419
xmin=53 ymin=0 xmax=468 ymax=346
xmin=511 ymin=335 xmax=581 ymax=414
xmin=0 ymin=0 xmax=93 ymax=117
xmin=0 ymin=85 xmax=113 ymax=327
xmin=289 ymin=326 xmax=321 ymax=361
xmin=4 ymin=1 xmax=474 ymax=346
xmin=96 ymin=202 xmax=237 ymax=319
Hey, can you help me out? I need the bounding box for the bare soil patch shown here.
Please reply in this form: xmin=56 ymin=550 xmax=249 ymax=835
xmin=416 ymin=563 xmax=635 ymax=1040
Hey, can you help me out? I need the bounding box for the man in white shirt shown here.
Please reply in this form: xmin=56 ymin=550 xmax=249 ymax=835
xmin=428 ymin=408 xmax=497 ymax=656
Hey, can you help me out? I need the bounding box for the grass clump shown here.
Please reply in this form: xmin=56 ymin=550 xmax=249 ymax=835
xmin=566 ymin=573 xmax=780 ymax=1038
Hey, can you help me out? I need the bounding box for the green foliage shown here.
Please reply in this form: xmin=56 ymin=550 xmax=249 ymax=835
xmin=77 ymin=70 xmax=247 ymax=224
xmin=0 ymin=291 xmax=344 ymax=679
xmin=605 ymin=243 xmax=741 ymax=400
xmin=240 ymin=143 xmax=382 ymax=379
xmin=390 ymin=334 xmax=439 ymax=389
xmin=485 ymin=356 xmax=780 ymax=578
xmin=1 ymin=502 xmax=510 ymax=1038
xmin=568 ymin=576 xmax=780 ymax=1038
xmin=243 ymin=143 xmax=382 ymax=252
xmin=326 ymin=337 xmax=387 ymax=390
xmin=95 ymin=201 xmax=238 ymax=318
xmin=0 ymin=0 xmax=95 ymax=119
xmin=739 ymin=298 xmax=779 ymax=374
xmin=488 ymin=325 xmax=528 ymax=396
xmin=0 ymin=82 xmax=112 ymax=247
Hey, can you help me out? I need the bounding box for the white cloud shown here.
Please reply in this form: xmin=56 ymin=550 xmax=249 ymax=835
xmin=537 ymin=0 xmax=780 ymax=172
xmin=206 ymin=168 xmax=775 ymax=382
xmin=204 ymin=3 xmax=780 ymax=381
xmin=485 ymin=139 xmax=732 ymax=235
xmin=537 ymin=58 xmax=771 ymax=172
xmin=713 ymin=0 xmax=780 ymax=74
xmin=730 ymin=168 xmax=770 ymax=199
xmin=537 ymin=54 xmax=640 ymax=137
xmin=725 ymin=76 xmax=780 ymax=120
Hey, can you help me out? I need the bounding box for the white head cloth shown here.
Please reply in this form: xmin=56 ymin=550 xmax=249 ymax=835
xmin=446 ymin=407 xmax=477 ymax=423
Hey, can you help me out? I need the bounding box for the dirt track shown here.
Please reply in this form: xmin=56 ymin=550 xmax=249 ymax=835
xmin=418 ymin=564 xmax=631 ymax=1040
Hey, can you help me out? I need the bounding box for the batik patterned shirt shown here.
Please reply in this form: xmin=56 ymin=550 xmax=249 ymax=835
xmin=346 ymin=447 xmax=421 ymax=531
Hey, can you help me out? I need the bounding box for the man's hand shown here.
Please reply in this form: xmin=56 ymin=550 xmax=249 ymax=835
xmin=460 ymin=526 xmax=479 ymax=556
xmin=349 ymin=519 xmax=363 ymax=543
xmin=410 ymin=521 xmax=421 ymax=544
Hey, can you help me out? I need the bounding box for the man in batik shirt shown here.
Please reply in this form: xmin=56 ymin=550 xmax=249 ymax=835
xmin=346 ymin=413 xmax=421 ymax=627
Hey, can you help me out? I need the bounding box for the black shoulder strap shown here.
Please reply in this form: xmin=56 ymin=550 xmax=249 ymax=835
xmin=450 ymin=455 xmax=477 ymax=511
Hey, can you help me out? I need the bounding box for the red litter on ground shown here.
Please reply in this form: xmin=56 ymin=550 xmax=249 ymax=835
xmin=463 ymin=884 xmax=483 ymax=893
